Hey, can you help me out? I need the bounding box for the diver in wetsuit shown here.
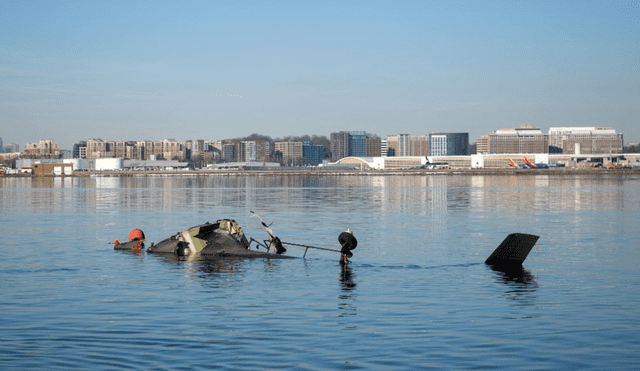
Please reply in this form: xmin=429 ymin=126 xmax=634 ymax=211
xmin=338 ymin=229 xmax=357 ymax=265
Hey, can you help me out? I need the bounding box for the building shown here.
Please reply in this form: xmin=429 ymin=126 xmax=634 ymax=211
xmin=380 ymin=139 xmax=388 ymax=157
xmin=22 ymin=139 xmax=60 ymax=159
xmin=365 ymin=135 xmax=382 ymax=157
xmin=219 ymin=140 xmax=240 ymax=162
xmin=184 ymin=140 xmax=193 ymax=160
xmin=73 ymin=141 xmax=87 ymax=158
xmin=161 ymin=139 xmax=182 ymax=160
xmin=86 ymin=139 xmax=108 ymax=159
xmin=222 ymin=143 xmax=236 ymax=162
xmin=330 ymin=132 xmax=350 ymax=162
xmin=4 ymin=142 xmax=20 ymax=154
xmin=275 ymin=141 xmax=303 ymax=165
xmin=240 ymin=140 xmax=271 ymax=162
xmin=332 ymin=156 xmax=428 ymax=170
xmin=478 ymin=125 xmax=548 ymax=154
xmin=476 ymin=136 xmax=489 ymax=154
xmin=549 ymin=127 xmax=623 ymax=154
xmin=408 ymin=135 xmax=429 ymax=156
xmin=330 ymin=131 xmax=370 ymax=161
xmin=429 ymin=133 xmax=468 ymax=156
xmin=303 ymin=142 xmax=325 ymax=165
xmin=385 ymin=134 xmax=429 ymax=157
xmin=385 ymin=135 xmax=398 ymax=157
xmin=348 ymin=131 xmax=367 ymax=157
xmin=32 ymin=162 xmax=74 ymax=176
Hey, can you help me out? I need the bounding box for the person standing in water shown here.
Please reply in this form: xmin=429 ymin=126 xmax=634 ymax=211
xmin=338 ymin=229 xmax=357 ymax=265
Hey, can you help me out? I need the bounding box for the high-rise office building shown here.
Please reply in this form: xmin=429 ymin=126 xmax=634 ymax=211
xmin=429 ymin=133 xmax=468 ymax=156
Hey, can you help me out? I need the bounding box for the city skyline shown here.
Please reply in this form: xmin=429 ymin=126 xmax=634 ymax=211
xmin=5 ymin=124 xmax=633 ymax=153
xmin=2 ymin=1 xmax=639 ymax=149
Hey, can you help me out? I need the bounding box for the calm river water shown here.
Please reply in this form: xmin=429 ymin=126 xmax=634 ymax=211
xmin=1 ymin=174 xmax=639 ymax=370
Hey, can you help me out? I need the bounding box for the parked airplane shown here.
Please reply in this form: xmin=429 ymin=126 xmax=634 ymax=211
xmin=523 ymin=158 xmax=548 ymax=168
xmin=509 ymin=159 xmax=531 ymax=168
xmin=509 ymin=158 xmax=562 ymax=169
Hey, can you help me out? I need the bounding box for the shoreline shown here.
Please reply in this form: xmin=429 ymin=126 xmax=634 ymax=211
xmin=5 ymin=167 xmax=640 ymax=177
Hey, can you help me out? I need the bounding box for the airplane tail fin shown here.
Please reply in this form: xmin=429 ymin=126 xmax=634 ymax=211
xmin=523 ymin=158 xmax=537 ymax=168
xmin=485 ymin=233 xmax=539 ymax=267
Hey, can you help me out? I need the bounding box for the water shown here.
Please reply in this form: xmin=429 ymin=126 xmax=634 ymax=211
xmin=1 ymin=174 xmax=639 ymax=370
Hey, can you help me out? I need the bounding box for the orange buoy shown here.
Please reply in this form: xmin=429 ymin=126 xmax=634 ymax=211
xmin=128 ymin=229 xmax=145 ymax=241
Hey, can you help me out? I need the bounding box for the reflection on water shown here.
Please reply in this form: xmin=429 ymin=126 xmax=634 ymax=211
xmin=2 ymin=174 xmax=634 ymax=219
xmin=339 ymin=265 xmax=356 ymax=291
xmin=490 ymin=265 xmax=538 ymax=306
xmin=338 ymin=265 xmax=357 ymax=324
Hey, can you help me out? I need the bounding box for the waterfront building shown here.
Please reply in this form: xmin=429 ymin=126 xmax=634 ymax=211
xmin=184 ymin=140 xmax=193 ymax=160
xmin=303 ymin=142 xmax=325 ymax=165
xmin=241 ymin=141 xmax=255 ymax=162
xmin=386 ymin=134 xmax=429 ymax=156
xmin=476 ymin=136 xmax=489 ymax=154
xmin=240 ymin=140 xmax=271 ymax=162
xmin=221 ymin=140 xmax=239 ymax=162
xmin=429 ymin=132 xmax=468 ymax=156
xmin=349 ymin=131 xmax=367 ymax=157
xmin=72 ymin=141 xmax=87 ymax=159
xmin=366 ymin=135 xmax=381 ymax=157
xmin=161 ymin=139 xmax=182 ymax=160
xmin=380 ymin=139 xmax=388 ymax=157
xmin=548 ymin=127 xmax=623 ymax=154
xmin=385 ymin=135 xmax=398 ymax=157
xmin=409 ymin=135 xmax=429 ymax=156
xmin=478 ymin=125 xmax=548 ymax=154
xmin=330 ymin=131 xmax=372 ymax=161
xmin=398 ymin=134 xmax=410 ymax=156
xmin=275 ymin=141 xmax=303 ymax=165
xmin=85 ymin=139 xmax=110 ymax=159
xmin=22 ymin=139 xmax=60 ymax=159
xmin=330 ymin=132 xmax=350 ymax=162
xmin=332 ymin=156 xmax=428 ymax=170
xmin=195 ymin=140 xmax=206 ymax=153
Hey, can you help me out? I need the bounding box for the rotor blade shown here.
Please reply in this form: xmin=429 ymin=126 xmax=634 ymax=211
xmin=250 ymin=210 xmax=275 ymax=238
xmin=282 ymin=242 xmax=341 ymax=253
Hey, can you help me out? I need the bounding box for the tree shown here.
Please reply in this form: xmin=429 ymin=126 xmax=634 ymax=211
xmin=623 ymin=144 xmax=639 ymax=153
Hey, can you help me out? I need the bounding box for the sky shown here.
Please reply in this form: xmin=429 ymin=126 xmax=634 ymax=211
xmin=1 ymin=0 xmax=639 ymax=149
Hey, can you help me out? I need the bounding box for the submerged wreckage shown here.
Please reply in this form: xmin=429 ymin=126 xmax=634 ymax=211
xmin=113 ymin=211 xmax=353 ymax=262
xmin=114 ymin=212 xmax=539 ymax=268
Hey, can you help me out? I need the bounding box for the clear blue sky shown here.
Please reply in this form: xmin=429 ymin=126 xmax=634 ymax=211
xmin=2 ymin=0 xmax=638 ymax=149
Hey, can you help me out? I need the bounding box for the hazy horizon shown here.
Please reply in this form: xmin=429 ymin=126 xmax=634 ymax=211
xmin=2 ymin=1 xmax=638 ymax=149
